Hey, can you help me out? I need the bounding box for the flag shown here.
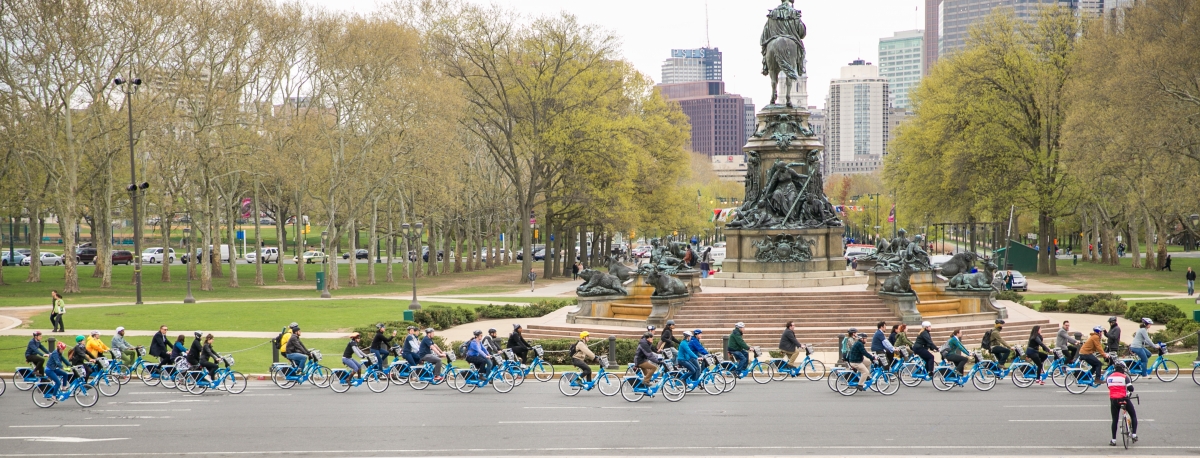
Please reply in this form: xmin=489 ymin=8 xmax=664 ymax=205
xmin=887 ymin=204 xmax=896 ymax=223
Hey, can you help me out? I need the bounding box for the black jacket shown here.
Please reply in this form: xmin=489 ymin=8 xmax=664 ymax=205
xmin=1106 ymin=325 xmax=1121 ymax=353
xmin=914 ymin=330 xmax=936 ymax=351
xmin=1027 ymin=334 xmax=1050 ymax=354
xmin=507 ymin=331 xmax=531 ymax=351
xmin=69 ymin=343 xmax=89 ymax=365
xmin=660 ymin=328 xmax=679 ymax=349
xmin=149 ymin=332 xmax=170 ymax=359
xmin=187 ymin=339 xmax=203 ymax=365
xmin=847 ymin=340 xmax=873 ymax=364
xmin=286 ymin=334 xmax=310 ymax=356
xmin=201 ymin=343 xmax=218 ymax=364
xmin=779 ymin=329 xmax=801 ymax=352
xmin=634 ymin=338 xmax=658 ymax=365
xmin=1188 ymin=270 xmax=1196 ymax=281
xmin=344 ymin=340 xmax=362 ymax=359
xmin=484 ymin=336 xmax=502 ymax=354
xmin=371 ymin=331 xmax=393 ymax=351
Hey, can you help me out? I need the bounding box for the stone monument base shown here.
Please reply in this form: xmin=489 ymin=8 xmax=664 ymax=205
xmin=722 ymin=227 xmax=846 ymax=273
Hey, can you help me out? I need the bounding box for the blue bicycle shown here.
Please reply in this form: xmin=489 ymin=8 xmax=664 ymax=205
xmin=1191 ymin=361 xmax=1198 ymax=386
xmin=499 ymin=346 xmax=554 ymax=385
xmin=89 ymin=357 xmax=123 ymax=397
xmin=1064 ymin=363 xmax=1106 ymax=394
xmin=620 ymin=359 xmax=686 ymax=402
xmin=716 ymin=346 xmax=774 ymax=384
xmin=833 ymin=353 xmax=899 ymax=396
xmin=932 ymin=352 xmax=998 ymax=391
xmin=408 ymin=352 xmax=460 ymax=390
xmin=1109 ymin=343 xmax=1179 ymax=382
xmin=898 ymin=348 xmax=947 ymax=387
xmin=31 ymin=366 xmax=99 ymax=408
xmin=559 ymin=355 xmax=621 ymax=396
xmin=975 ymin=345 xmax=1035 ymax=389
xmin=673 ymin=355 xmax=727 ymax=396
xmin=456 ymin=354 xmax=518 ymax=393
xmin=270 ymin=350 xmax=332 ymax=389
xmin=12 ymin=366 xmax=42 ymax=392
xmin=331 ymin=353 xmax=390 ymax=393
xmin=180 ymin=354 xmax=247 ymax=395
xmin=769 ymin=344 xmax=827 ymax=381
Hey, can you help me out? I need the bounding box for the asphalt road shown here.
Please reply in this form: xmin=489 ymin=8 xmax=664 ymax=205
xmin=0 ymin=374 xmax=1197 ymax=457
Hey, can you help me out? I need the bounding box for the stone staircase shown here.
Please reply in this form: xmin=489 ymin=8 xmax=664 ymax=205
xmin=701 ymin=270 xmax=867 ymax=288
xmin=523 ymin=291 xmax=1050 ymax=352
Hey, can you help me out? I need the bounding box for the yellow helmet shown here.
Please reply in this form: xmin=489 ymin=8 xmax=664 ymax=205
xmin=579 ymin=331 xmax=590 ymax=339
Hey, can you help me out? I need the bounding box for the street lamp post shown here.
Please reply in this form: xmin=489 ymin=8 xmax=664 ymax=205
xmin=183 ymin=227 xmax=195 ymax=304
xmin=401 ymin=222 xmax=424 ymax=310
xmin=116 ymin=76 xmax=147 ymax=305
xmin=320 ymin=231 xmax=331 ymax=299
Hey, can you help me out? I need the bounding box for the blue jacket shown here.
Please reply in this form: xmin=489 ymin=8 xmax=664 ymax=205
xmin=466 ymin=339 xmax=489 ymax=358
xmin=47 ymin=351 xmax=66 ymax=372
xmin=677 ymin=338 xmax=698 ymax=362
xmin=26 ymin=339 xmax=48 ymax=358
xmin=688 ymin=338 xmax=709 ymax=356
xmin=871 ymin=329 xmax=894 ymax=353
xmin=946 ymin=336 xmax=969 ymax=357
xmin=419 ymin=337 xmax=435 ymax=357
xmin=847 ymin=339 xmax=874 ymax=364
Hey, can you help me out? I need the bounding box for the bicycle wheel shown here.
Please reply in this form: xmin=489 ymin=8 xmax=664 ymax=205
xmin=174 ymin=372 xmax=190 ymax=392
xmin=493 ymin=371 xmax=515 ymax=394
xmin=620 ymin=379 xmax=645 ymax=402
xmin=701 ymin=372 xmax=725 ymax=395
xmin=408 ymin=368 xmax=430 ymax=390
xmin=74 ymin=383 xmax=99 ymax=408
xmin=878 ymin=372 xmax=900 ymax=396
xmin=444 ymin=369 xmax=463 ymax=390
xmin=1121 ymin=410 xmax=1130 ymax=449
xmin=508 ymin=366 xmax=526 ymax=387
xmin=32 ymin=384 xmax=55 ymax=408
xmin=826 ymin=368 xmax=842 ymax=392
xmin=770 ymin=361 xmax=789 ymax=382
xmin=114 ymin=366 xmax=132 ymax=385
xmin=720 ymin=369 xmax=736 ymax=392
xmin=388 ymin=367 xmax=409 ymax=386
xmin=803 ymin=360 xmax=826 ymax=381
xmin=224 ymin=372 xmax=247 ymax=394
xmin=272 ymin=369 xmax=296 ymax=389
xmin=97 ymin=374 xmax=121 ymax=397
xmin=1049 ymin=365 xmax=1069 ymax=387
xmin=532 ymin=361 xmax=554 ymax=382
xmin=0 ymin=375 xmax=5 ymax=395
xmin=161 ymin=370 xmax=178 ymax=389
xmin=1192 ymin=365 xmax=1199 ymax=386
xmin=310 ymin=366 xmax=332 ymax=388
xmin=558 ymin=373 xmax=581 ymax=396
xmin=137 ymin=366 xmax=159 ymax=386
xmin=185 ymin=373 xmax=208 ymax=395
xmin=1155 ymin=360 xmax=1179 ymax=382
xmin=597 ymin=372 xmax=620 ymax=396
xmin=13 ymin=373 xmax=34 ymax=391
xmin=750 ymin=362 xmax=773 ymax=384
xmin=972 ymin=369 xmax=997 ymax=391
xmin=1063 ymin=371 xmax=1090 ymax=394
xmin=624 ymin=366 xmax=640 ymax=378
xmin=834 ymin=372 xmax=857 ymax=396
xmin=329 ymin=372 xmax=351 ymax=393
xmin=366 ymin=372 xmax=389 ymax=393
xmin=931 ymin=368 xmax=955 ymax=392
xmin=662 ymin=375 xmax=686 ymax=402
xmin=899 ymin=364 xmax=923 ymax=387
xmin=456 ymin=374 xmax=477 ymax=393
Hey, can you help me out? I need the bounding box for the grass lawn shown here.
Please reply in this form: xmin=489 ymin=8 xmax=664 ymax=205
xmin=1166 ymin=352 xmax=1199 ymax=369
xmin=1023 ymin=293 xmax=1158 ymax=303
xmin=440 ymin=296 xmax=563 ymax=304
xmin=432 ymin=285 xmax=532 ymax=296
xmin=24 ymin=300 xmax=483 ymax=333
xmin=1026 ymin=256 xmax=1200 ymax=292
xmin=0 ymin=262 xmax=537 ymax=307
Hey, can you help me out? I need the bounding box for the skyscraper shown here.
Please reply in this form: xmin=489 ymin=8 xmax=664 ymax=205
xmin=878 ymin=30 xmax=924 ymax=110
xmin=825 ymin=60 xmax=890 ymax=176
xmin=661 ymin=48 xmax=723 ymax=84
xmin=941 ymin=0 xmax=1078 ymax=54
xmin=657 ymin=81 xmax=747 ymax=159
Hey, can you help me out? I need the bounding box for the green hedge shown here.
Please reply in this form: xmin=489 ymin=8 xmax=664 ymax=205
xmin=1126 ymin=302 xmax=1187 ymax=324
xmin=528 ymin=338 xmax=640 ymax=365
xmin=1039 ymin=298 xmax=1060 ymax=312
xmin=1050 ymin=293 xmax=1127 ymax=315
xmin=1150 ymin=318 xmax=1199 ymax=348
xmin=477 ymin=300 xmax=574 ymax=319
xmin=995 ymin=291 xmax=1025 ymax=305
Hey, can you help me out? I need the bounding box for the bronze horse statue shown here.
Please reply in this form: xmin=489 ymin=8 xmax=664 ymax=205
xmin=762 ymin=1 xmax=807 ymax=106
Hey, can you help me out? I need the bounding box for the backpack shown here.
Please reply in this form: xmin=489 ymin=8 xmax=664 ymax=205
xmin=981 ymin=330 xmax=993 ymax=349
xmin=569 ymin=341 xmax=579 ymax=357
xmin=279 ymin=332 xmax=292 ymax=355
xmin=458 ymin=341 xmax=470 ymax=357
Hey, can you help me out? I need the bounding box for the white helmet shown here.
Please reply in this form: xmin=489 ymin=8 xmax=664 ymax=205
xmin=921 ymin=321 xmax=932 ymax=328
xmin=735 ymin=322 xmax=745 ymax=328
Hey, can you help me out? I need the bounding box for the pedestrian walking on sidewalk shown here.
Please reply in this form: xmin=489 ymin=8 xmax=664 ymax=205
xmin=1187 ymin=267 xmax=1195 ymax=296
xmin=1164 ymin=254 xmax=1172 ymax=272
xmin=49 ymin=290 xmax=65 ymax=333
xmin=528 ymin=270 xmax=537 ymax=292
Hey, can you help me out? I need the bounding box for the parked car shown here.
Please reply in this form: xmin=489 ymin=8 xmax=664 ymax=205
xmin=844 ymin=244 xmax=877 ymax=263
xmin=293 ymin=250 xmax=327 ymax=264
xmin=995 ymin=270 xmax=1028 ymax=292
xmin=259 ymin=218 xmax=276 ymax=226
xmin=632 ymin=246 xmax=652 ymax=259
xmin=245 ymin=247 xmax=280 ymax=264
xmin=342 ymin=249 xmax=368 ymax=260
xmin=515 ymin=244 xmax=546 ymax=261
xmin=76 ymin=248 xmax=98 ymax=264
xmin=180 ymin=245 xmax=231 ymax=264
xmin=1 ymin=251 xmax=26 ymax=266
xmin=16 ymin=248 xmax=31 ymax=257
xmin=421 ymin=247 xmax=444 ymax=262
xmin=929 ymin=254 xmax=954 ymax=269
xmin=22 ymin=252 xmax=62 ymax=266
xmin=141 ymin=247 xmax=176 ymax=264
xmin=111 ymin=250 xmax=134 ymax=265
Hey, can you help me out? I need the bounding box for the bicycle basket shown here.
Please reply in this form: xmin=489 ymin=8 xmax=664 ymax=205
xmin=662 ymin=348 xmax=677 ymax=360
xmin=704 ymin=354 xmax=718 ymax=365
xmin=72 ymin=366 xmax=87 ymax=377
xmin=752 ymin=346 xmax=762 ymax=357
xmin=898 ymin=347 xmax=911 ymax=358
xmin=447 ymin=352 xmax=456 ymax=362
xmin=503 ymin=349 xmax=516 ymax=360
xmin=110 ymin=349 xmax=124 ymax=359
xmin=970 ymin=352 xmax=982 ymax=363
xmin=1012 ymin=345 xmax=1023 ymax=355
xmin=534 ymin=345 xmax=544 ymax=357
xmin=222 ymin=355 xmax=235 ymax=366
xmin=311 ymin=350 xmax=322 ymax=362
xmin=663 ymin=360 xmax=677 ymax=371
xmin=97 ymin=358 xmax=110 ymax=369
xmin=597 ymin=355 xmax=609 ymax=367
xmin=715 ymin=352 xmax=726 ymax=363
xmin=365 ymin=353 xmax=378 ymax=365
xmin=804 ymin=344 xmax=814 ymax=356
xmin=137 ymin=347 xmax=147 ymax=357
xmin=492 ymin=354 xmax=506 ymax=366
xmin=1053 ymin=348 xmax=1064 ymax=359
xmin=174 ymin=357 xmax=191 ymax=372
xmin=1157 ymin=344 xmax=1167 ymax=356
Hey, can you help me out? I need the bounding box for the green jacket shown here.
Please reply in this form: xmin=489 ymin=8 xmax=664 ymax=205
xmin=947 ymin=336 xmax=969 ymax=357
xmin=894 ymin=331 xmax=913 ymax=348
xmin=52 ymin=299 xmax=65 ymax=315
xmin=988 ymin=326 xmax=1010 ymax=348
xmin=727 ymin=329 xmax=750 ymax=352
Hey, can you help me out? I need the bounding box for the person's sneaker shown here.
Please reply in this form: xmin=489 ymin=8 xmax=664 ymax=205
xmin=1131 ymin=434 xmax=1138 ymax=442
xmin=1038 ymin=380 xmax=1045 ymax=385
xmin=1110 ymin=439 xmax=1116 ymax=446
xmin=433 ymin=376 xmax=443 ymax=383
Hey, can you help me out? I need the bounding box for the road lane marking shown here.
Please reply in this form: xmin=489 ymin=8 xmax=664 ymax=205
xmin=497 ymin=420 xmax=640 ymax=424
xmin=0 ymin=437 xmax=127 ymax=443
xmin=4 ymin=444 xmax=1200 ymax=455
xmin=522 ymin=406 xmax=650 ymax=409
xmin=9 ymin=425 xmax=140 ymax=428
xmin=1003 ymin=405 xmax=1104 ymax=408
xmin=1009 ymin=419 xmax=1154 ymax=422
xmin=90 ymin=410 xmax=190 ymax=412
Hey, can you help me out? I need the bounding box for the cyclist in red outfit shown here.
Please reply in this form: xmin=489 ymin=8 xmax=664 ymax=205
xmin=1105 ymin=361 xmax=1137 ymax=446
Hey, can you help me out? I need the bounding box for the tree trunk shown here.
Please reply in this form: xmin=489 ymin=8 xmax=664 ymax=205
xmin=327 ymin=224 xmax=340 ymax=290
xmin=1036 ymin=212 xmax=1050 ymax=275
xmin=1129 ymin=219 xmax=1142 ymax=269
xmin=441 ymin=224 xmax=451 ymax=275
xmin=385 ymin=220 xmax=393 ymax=283
xmin=295 ymin=192 xmax=306 ymax=281
xmin=1155 ymin=217 xmax=1169 ymax=271
xmin=226 ymin=202 xmax=238 ymax=288
xmin=26 ymin=208 xmax=42 ymax=283
xmin=161 ymin=218 xmax=172 ymax=282
xmin=1143 ymin=214 xmax=1156 ymax=270
xmin=347 ymin=219 xmax=359 ymax=287
xmin=199 ymin=198 xmax=213 ymax=291
xmin=275 ymin=209 xmax=287 ymax=283
xmin=253 ymin=186 xmax=264 ymax=286
xmin=542 ymin=213 xmax=554 ymax=279
xmin=368 ymin=198 xmax=378 ymax=285
xmin=520 ymin=208 xmax=532 ymax=284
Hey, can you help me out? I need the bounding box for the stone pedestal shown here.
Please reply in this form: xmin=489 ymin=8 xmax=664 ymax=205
xmin=879 ymin=292 xmax=922 ymax=325
xmin=647 ymin=295 xmax=688 ymax=328
xmin=724 ymin=226 xmax=846 ymax=273
xmin=675 ymin=270 xmax=703 ymax=294
xmin=567 ymin=273 xmax=691 ymax=328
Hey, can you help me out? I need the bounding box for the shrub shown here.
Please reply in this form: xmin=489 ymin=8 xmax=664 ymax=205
xmin=414 ymin=306 xmax=477 ymax=330
xmin=1150 ymin=318 xmax=1199 ymax=349
xmin=1039 ymin=298 xmax=1060 ymax=312
xmin=995 ymin=291 xmax=1025 ymax=305
xmin=528 ymin=337 xmax=640 ymax=365
xmin=1125 ymin=302 xmax=1187 ymax=324
xmin=1090 ymin=298 xmax=1127 ymax=315
xmin=1063 ymin=293 xmax=1124 ymax=315
xmin=477 ymin=299 xmax=576 ymax=319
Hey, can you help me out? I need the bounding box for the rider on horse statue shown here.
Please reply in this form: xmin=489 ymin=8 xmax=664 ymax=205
xmin=760 ymin=0 xmax=806 ymax=78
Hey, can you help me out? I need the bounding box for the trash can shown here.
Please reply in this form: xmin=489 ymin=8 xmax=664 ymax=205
xmin=403 ymin=310 xmax=414 ymax=322
xmin=316 ymin=271 xmax=325 ymax=291
xmin=1193 ymin=310 xmax=1200 ymax=323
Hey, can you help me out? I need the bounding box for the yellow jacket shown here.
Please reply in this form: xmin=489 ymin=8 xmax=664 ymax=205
xmin=86 ymin=336 xmax=110 ymax=358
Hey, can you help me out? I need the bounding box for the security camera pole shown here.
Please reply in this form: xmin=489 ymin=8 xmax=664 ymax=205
xmin=117 ymin=76 xmax=145 ymax=305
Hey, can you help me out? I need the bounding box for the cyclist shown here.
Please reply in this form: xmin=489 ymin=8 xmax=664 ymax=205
xmin=25 ymin=331 xmax=49 ymax=377
xmin=986 ymin=320 xmax=1012 ymax=368
xmin=342 ymin=332 xmax=365 ymax=379
xmin=419 ymin=328 xmax=448 ymax=382
xmin=44 ymin=341 xmax=69 ymax=398
xmin=402 ymin=326 xmax=421 ymax=366
xmin=1105 ymin=316 xmax=1122 ymax=355
xmin=840 ymin=328 xmax=856 ymax=364
xmin=170 ymin=334 xmax=188 ymax=361
xmin=727 ymin=322 xmax=751 ymax=374
xmin=634 ymin=331 xmax=660 ymax=386
xmin=913 ymin=321 xmax=936 ymax=376
xmin=285 ymin=328 xmax=312 ymax=369
xmin=779 ymin=321 xmax=802 ymax=369
xmin=484 ymin=328 xmax=502 ymax=355
xmin=689 ymin=329 xmax=710 ymax=357
xmin=1079 ymin=326 xmax=1106 ymax=383
xmin=1105 ymin=361 xmax=1137 ymax=446
xmin=111 ymin=327 xmax=137 ymax=367
xmin=659 ymin=320 xmax=679 ymax=351
xmin=149 ymin=325 xmax=172 ymax=366
xmin=370 ymin=323 xmax=396 ymax=371
xmin=571 ymin=331 xmax=596 ymax=383
xmin=677 ymin=331 xmax=699 ymax=383
xmin=507 ymin=324 xmax=532 ymax=364
xmin=186 ymin=331 xmax=205 ymax=371
xmin=465 ymin=330 xmax=492 ymax=377
xmin=944 ymin=329 xmax=970 ymax=377
xmin=199 ymin=334 xmax=219 ymax=384
xmin=1056 ymin=320 xmax=1080 ymax=363
xmin=68 ymin=335 xmax=97 ymax=377
xmin=85 ymin=330 xmax=110 ymax=359
xmin=846 ymin=330 xmax=876 ymax=390
xmin=893 ymin=324 xmax=913 ymax=350
xmin=871 ymin=321 xmax=896 ymax=367
xmin=278 ymin=323 xmax=298 ymax=361
xmin=1025 ymin=325 xmax=1051 ymax=385
xmin=1129 ymin=318 xmax=1153 ymax=372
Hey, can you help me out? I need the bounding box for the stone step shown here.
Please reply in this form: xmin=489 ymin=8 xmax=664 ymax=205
xmin=701 ymin=277 xmax=869 ymax=288
xmin=709 ymin=270 xmax=860 ymax=280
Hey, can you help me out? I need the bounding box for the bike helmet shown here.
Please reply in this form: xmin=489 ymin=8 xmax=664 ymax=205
xmin=682 ymin=330 xmax=692 ymax=337
xmin=994 ymin=319 xmax=1005 ymax=325
xmin=1093 ymin=326 xmax=1104 ymax=334
xmin=646 ymin=325 xmax=656 ymax=331
xmin=735 ymin=322 xmax=745 ymax=328
xmin=666 ymin=320 xmax=675 ymax=326
xmin=693 ymin=329 xmax=703 ymax=335
xmin=1141 ymin=318 xmax=1153 ymax=326
xmin=579 ymin=331 xmax=589 ymax=339
xmin=32 ymin=331 xmax=41 ymax=337
xmin=406 ymin=325 xmax=417 ymax=331
xmin=115 ymin=327 xmax=125 ymax=333
xmin=57 ymin=342 xmax=67 ymax=350
xmin=425 ymin=328 xmax=435 ymax=334
xmin=642 ymin=331 xmax=654 ymax=339
xmin=75 ymin=335 xmax=85 ymax=343
xmin=376 ymin=323 xmax=385 ymax=329
xmin=91 ymin=330 xmax=100 ymax=336
xmin=1113 ymin=360 xmax=1127 ymax=372
xmin=289 ymin=322 xmax=299 ymax=330
xmin=1108 ymin=316 xmax=1118 ymax=323
xmin=473 ymin=330 xmax=483 ymax=336
xmin=349 ymin=332 xmax=360 ymax=339
xmin=921 ymin=321 xmax=932 ymax=328
xmin=488 ymin=328 xmax=497 ymax=334
xmin=847 ymin=328 xmax=858 ymax=334
xmin=195 ymin=331 xmax=204 ymax=339
xmin=513 ymin=323 xmax=522 ymax=330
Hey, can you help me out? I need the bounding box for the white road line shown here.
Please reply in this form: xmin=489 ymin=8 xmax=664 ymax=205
xmin=105 ymin=417 xmax=171 ymax=419
xmin=1009 ymin=419 xmax=1155 ymax=422
xmin=497 ymin=420 xmax=640 ymax=424
xmin=1003 ymin=405 xmax=1104 ymax=408
xmin=90 ymin=410 xmax=190 ymax=412
xmin=521 ymin=406 xmax=650 ymax=409
xmin=9 ymin=425 xmax=140 ymax=428
xmin=522 ymin=406 xmax=587 ymax=409
xmin=0 ymin=437 xmax=127 ymax=443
